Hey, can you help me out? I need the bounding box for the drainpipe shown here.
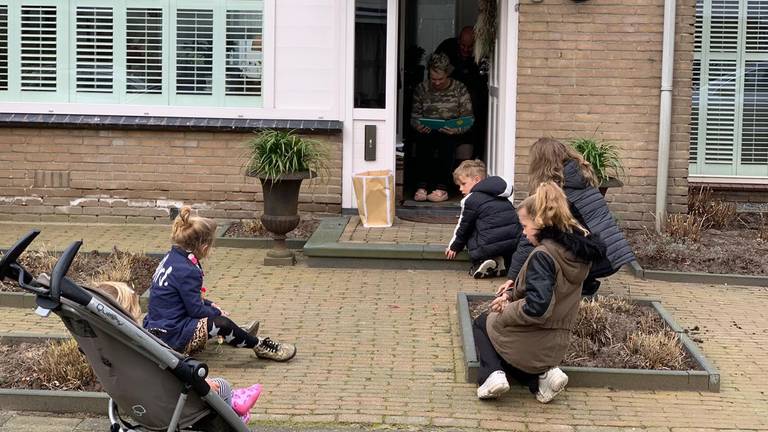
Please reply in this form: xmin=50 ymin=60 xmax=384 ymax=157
xmin=655 ymin=0 xmax=677 ymax=232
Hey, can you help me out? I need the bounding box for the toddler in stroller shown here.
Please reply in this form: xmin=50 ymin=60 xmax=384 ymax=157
xmin=94 ymin=281 xmax=263 ymax=424
xmin=0 ymin=230 xmax=258 ymax=432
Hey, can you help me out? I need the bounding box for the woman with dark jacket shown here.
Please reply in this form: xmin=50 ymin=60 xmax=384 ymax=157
xmin=498 ymin=137 xmax=636 ymax=296
xmin=474 ymin=181 xmax=606 ymax=402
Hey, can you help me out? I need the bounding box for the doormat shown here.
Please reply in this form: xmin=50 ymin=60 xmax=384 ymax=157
xmin=396 ymin=209 xmax=459 ymax=225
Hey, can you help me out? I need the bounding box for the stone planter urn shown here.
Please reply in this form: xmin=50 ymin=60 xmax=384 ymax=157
xmin=598 ymin=177 xmax=624 ymax=197
xmin=257 ymin=171 xmax=314 ymax=266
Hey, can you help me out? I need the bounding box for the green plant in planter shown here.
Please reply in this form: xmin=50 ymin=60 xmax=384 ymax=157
xmin=245 ymin=129 xmax=329 ymax=180
xmin=569 ymin=137 xmax=625 ymax=186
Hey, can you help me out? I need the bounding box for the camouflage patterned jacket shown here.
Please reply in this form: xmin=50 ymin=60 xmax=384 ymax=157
xmin=410 ymin=79 xmax=474 ymax=133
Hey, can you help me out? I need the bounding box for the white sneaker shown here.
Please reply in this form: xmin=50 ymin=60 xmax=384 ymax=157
xmin=536 ymin=367 xmax=568 ymax=403
xmin=472 ymin=259 xmax=498 ymax=279
xmin=477 ymin=370 xmax=510 ymax=400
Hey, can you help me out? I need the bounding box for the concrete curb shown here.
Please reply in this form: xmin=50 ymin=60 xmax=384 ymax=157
xmin=214 ymin=222 xmax=307 ymax=250
xmin=0 ymin=389 xmax=109 ymax=415
xmin=456 ymin=293 xmax=721 ymax=392
xmin=629 ymin=260 xmax=768 ymax=287
xmin=303 ymin=217 xmax=469 ymax=270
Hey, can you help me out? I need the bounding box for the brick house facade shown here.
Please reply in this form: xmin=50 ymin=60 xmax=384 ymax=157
xmin=0 ymin=0 xmax=764 ymax=226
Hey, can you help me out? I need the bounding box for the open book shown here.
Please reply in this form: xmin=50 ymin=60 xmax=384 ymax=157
xmin=418 ymin=116 xmax=474 ymax=130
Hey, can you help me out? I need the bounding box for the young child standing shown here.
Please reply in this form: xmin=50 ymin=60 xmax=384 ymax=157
xmin=473 ymin=182 xmax=605 ymax=402
xmin=445 ymin=160 xmax=521 ymax=278
xmin=143 ymin=207 xmax=296 ymax=362
xmin=92 ymin=281 xmax=263 ymax=424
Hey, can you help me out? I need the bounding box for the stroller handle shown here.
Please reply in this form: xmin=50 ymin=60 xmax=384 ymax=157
xmin=0 ymin=229 xmax=40 ymax=283
xmin=45 ymin=240 xmax=92 ymax=308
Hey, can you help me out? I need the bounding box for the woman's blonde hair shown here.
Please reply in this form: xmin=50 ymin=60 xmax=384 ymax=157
xmin=528 ymin=137 xmax=599 ymax=191
xmin=428 ymin=52 xmax=454 ymax=75
xmin=519 ymin=181 xmax=588 ymax=235
xmin=171 ymin=206 xmax=217 ymax=258
xmin=94 ymin=281 xmax=141 ymax=322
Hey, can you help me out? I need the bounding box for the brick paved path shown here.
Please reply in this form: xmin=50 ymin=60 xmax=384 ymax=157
xmin=1 ymin=222 xmax=767 ymax=431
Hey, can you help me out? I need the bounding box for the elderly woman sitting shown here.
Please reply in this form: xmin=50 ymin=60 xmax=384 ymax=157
xmin=410 ymin=52 xmax=475 ymax=202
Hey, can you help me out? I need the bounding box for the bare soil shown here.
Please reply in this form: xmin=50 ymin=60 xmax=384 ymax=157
xmin=223 ymin=218 xmax=320 ymax=240
xmin=0 ymin=248 xmax=160 ymax=296
xmin=469 ymin=296 xmax=699 ymax=371
xmin=0 ymin=341 xmax=101 ymax=392
xmin=626 ymin=228 xmax=768 ymax=276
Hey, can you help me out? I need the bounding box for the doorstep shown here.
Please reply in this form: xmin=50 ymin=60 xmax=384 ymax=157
xmin=303 ymin=216 xmax=469 ymax=270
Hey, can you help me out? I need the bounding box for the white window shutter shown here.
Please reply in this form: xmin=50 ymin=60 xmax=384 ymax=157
xmin=126 ymin=8 xmax=163 ymax=95
xmin=741 ymin=60 xmax=768 ymax=164
xmin=746 ymin=0 xmax=768 ymax=53
xmin=225 ymin=9 xmax=262 ymax=96
xmin=710 ymin=0 xmax=741 ymax=53
xmin=0 ymin=5 xmax=7 ymax=91
xmin=690 ymin=59 xmax=701 ymax=163
xmin=704 ymin=60 xmax=739 ymax=165
xmin=20 ymin=5 xmax=57 ymax=91
xmin=175 ymin=9 xmax=213 ymax=95
xmin=76 ymin=6 xmax=114 ymax=93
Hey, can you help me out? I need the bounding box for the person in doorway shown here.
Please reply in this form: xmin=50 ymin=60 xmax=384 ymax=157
xmin=445 ymin=159 xmax=521 ymax=279
xmin=436 ymin=26 xmax=489 ymax=161
xmin=496 ymin=137 xmax=636 ymax=298
xmin=143 ymin=206 xmax=297 ymax=362
xmin=473 ymin=181 xmax=605 ymax=402
xmin=410 ymin=52 xmax=474 ymax=202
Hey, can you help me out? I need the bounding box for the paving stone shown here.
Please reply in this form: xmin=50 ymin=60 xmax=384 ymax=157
xmin=1 ymin=221 xmax=768 ymax=431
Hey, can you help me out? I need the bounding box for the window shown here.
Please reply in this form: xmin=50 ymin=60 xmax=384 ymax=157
xmin=354 ymin=0 xmax=387 ymax=109
xmin=691 ymin=0 xmax=768 ymax=177
xmin=0 ymin=0 xmax=264 ymax=109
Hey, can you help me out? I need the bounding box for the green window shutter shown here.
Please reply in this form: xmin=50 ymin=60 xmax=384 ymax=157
xmin=704 ymin=60 xmax=739 ymax=169
xmin=0 ymin=5 xmax=7 ymax=91
xmin=690 ymin=59 xmax=701 ymax=164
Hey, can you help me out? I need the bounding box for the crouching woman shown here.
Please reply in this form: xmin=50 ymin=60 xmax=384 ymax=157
xmin=472 ymin=181 xmax=605 ymax=403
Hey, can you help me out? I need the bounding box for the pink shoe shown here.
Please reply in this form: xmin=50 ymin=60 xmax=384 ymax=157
xmin=231 ymin=383 xmax=262 ymax=416
xmin=240 ymin=412 xmax=251 ymax=424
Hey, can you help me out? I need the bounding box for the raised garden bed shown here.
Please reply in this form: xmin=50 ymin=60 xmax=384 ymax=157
xmin=215 ymin=218 xmax=320 ymax=249
xmin=0 ymin=334 xmax=107 ymax=414
xmin=626 ymin=228 xmax=768 ymax=287
xmin=0 ymin=248 xmax=161 ymax=309
xmin=457 ymin=293 xmax=720 ymax=392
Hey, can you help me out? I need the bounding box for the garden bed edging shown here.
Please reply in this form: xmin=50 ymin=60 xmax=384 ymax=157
xmin=457 ymin=292 xmax=720 ymax=392
xmin=214 ymin=222 xmax=307 ymax=249
xmin=627 ymin=260 xmax=768 ymax=288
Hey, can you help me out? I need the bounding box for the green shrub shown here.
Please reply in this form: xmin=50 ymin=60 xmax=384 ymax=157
xmin=244 ymin=129 xmax=329 ymax=180
xmin=569 ymin=137 xmax=625 ymax=185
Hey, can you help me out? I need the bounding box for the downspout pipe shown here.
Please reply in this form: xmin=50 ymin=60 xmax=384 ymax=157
xmin=655 ymin=0 xmax=677 ymax=232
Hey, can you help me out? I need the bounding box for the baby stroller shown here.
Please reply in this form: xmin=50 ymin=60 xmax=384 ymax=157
xmin=0 ymin=230 xmax=251 ymax=432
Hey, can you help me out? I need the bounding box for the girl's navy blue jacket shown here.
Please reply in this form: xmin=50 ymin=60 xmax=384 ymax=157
xmin=143 ymin=246 xmax=221 ymax=351
xmin=448 ymin=176 xmax=521 ymax=262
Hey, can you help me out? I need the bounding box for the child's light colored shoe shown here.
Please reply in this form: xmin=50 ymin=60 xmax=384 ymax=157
xmin=232 ymin=383 xmax=263 ymax=416
xmin=477 ymin=370 xmax=510 ymax=400
xmin=536 ymin=367 xmax=568 ymax=403
xmin=472 ymin=259 xmax=498 ymax=279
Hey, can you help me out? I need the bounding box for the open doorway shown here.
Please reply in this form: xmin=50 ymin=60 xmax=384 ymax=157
xmin=396 ymin=0 xmax=488 ymax=218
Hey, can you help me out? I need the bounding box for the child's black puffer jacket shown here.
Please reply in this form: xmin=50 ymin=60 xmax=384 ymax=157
xmin=448 ymin=176 xmax=521 ymax=262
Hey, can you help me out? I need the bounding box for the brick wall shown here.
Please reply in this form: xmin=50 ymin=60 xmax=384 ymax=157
xmin=0 ymin=128 xmax=342 ymax=223
xmin=514 ymin=0 xmax=695 ymax=229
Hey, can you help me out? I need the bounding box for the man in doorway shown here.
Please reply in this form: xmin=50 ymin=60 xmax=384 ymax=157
xmin=436 ymin=26 xmax=489 ymax=161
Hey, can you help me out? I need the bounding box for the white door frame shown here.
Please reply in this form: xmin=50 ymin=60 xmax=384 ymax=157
xmin=342 ymin=0 xmax=400 ymax=210
xmin=341 ymin=0 xmax=517 ymax=210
